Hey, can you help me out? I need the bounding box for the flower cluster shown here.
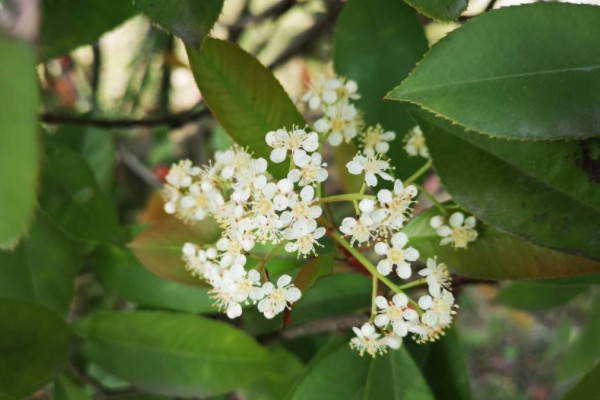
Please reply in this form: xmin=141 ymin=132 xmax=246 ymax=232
xmin=404 ymin=125 xmax=429 ymax=159
xmin=162 ymin=74 xmax=478 ymax=357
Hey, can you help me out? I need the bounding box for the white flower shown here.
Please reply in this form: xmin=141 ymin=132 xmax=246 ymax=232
xmin=418 ymin=257 xmax=451 ymax=296
xmin=349 ymin=323 xmax=401 ymax=357
xmin=339 ymin=215 xmax=375 ymax=245
xmin=301 ymin=76 xmax=359 ymax=111
xmin=284 ymin=219 xmax=326 ymax=257
xmin=265 ymin=128 xmax=319 ymax=165
xmin=346 ymin=154 xmax=393 ymax=187
xmin=210 ymin=265 xmax=264 ymax=319
xmin=287 ymin=152 xmax=328 ymax=187
xmin=178 ymin=183 xmax=224 ymax=222
xmin=360 ymin=124 xmax=396 ymax=156
xmin=257 ymin=275 xmax=302 ymax=319
xmin=430 ymin=212 xmax=478 ymax=249
xmin=314 ymin=102 xmax=362 ymax=146
xmin=404 ymin=126 xmax=429 ymax=158
xmin=374 ymin=294 xmax=419 ymax=337
xmin=182 ymin=243 xmax=218 ymax=278
xmin=419 ymin=289 xmax=457 ymax=331
xmin=407 ymin=321 xmax=441 ymax=344
xmin=372 ymin=180 xmax=418 ymax=230
xmin=373 ymin=232 xmax=419 ymax=278
xmin=165 ymin=159 xmax=201 ymax=188
xmin=280 ymin=186 xmax=322 ymax=227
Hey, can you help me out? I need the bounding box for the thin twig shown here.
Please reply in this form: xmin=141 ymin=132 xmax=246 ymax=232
xmin=41 ymin=107 xmax=211 ymax=129
xmin=119 ymin=145 xmax=162 ymax=189
xmin=260 ymin=313 xmax=368 ymax=343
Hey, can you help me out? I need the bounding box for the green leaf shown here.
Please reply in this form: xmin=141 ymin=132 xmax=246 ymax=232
xmin=134 ymin=0 xmax=223 ymax=48
xmin=50 ymin=126 xmax=116 ymax=193
xmin=187 ymin=38 xmax=305 ymax=178
xmin=402 ymin=0 xmax=468 ymax=21
xmin=0 ymin=34 xmax=38 ymax=249
xmin=53 ymin=375 xmax=93 ymax=400
xmin=404 ymin=206 xmax=600 ymax=280
xmin=0 ymin=298 xmax=71 ymax=397
xmin=75 ymin=311 xmax=271 ymax=396
xmin=558 ymin=296 xmax=600 ymax=380
xmin=129 ymin=216 xmax=219 ymax=287
xmin=387 ymin=3 xmax=600 ymax=140
xmin=495 ymin=282 xmax=588 ymax=311
xmin=333 ymin=0 xmax=428 ymax=179
xmin=409 ymin=328 xmax=471 ymax=400
xmin=288 ymin=342 xmax=434 ymax=400
xmin=41 ymin=0 xmax=137 ymax=60
xmin=0 ymin=211 xmax=77 ymax=316
xmin=0 ymin=394 xmax=15 ymax=400
xmin=241 ymin=347 xmax=304 ymax=400
xmin=411 ymin=109 xmax=600 ymax=261
xmin=563 ymin=363 xmax=600 ymax=400
xmin=90 ymin=244 xmax=214 ymax=313
xmin=39 ymin=143 xmax=127 ymax=244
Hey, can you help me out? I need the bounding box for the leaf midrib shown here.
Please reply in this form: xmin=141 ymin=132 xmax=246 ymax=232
xmin=397 ymin=64 xmax=600 ymax=96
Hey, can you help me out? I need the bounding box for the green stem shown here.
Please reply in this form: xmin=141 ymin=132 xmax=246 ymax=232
xmin=404 ymin=159 xmax=432 ymax=185
xmin=319 ymin=193 xmax=375 ymax=204
xmin=255 ymin=241 xmax=286 ymax=280
xmin=331 ymin=230 xmax=422 ymax=314
xmin=370 ymin=276 xmax=378 ymax=321
xmin=399 ymin=278 xmax=427 ymax=291
xmin=415 ymin=183 xmax=448 ymax=215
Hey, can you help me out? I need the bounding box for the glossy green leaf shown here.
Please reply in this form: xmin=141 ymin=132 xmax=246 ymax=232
xmin=53 ymin=375 xmax=93 ymax=400
xmin=288 ymin=343 xmax=434 ymax=400
xmin=495 ymin=282 xmax=588 ymax=311
xmin=411 ymin=110 xmax=600 ymax=260
xmin=50 ymin=125 xmax=116 ymax=193
xmin=558 ymin=296 xmax=600 ymax=380
xmin=242 ymin=347 xmax=304 ymax=400
xmin=404 ymin=206 xmax=600 ymax=280
xmin=403 ymin=0 xmax=467 ymax=21
xmin=334 ymin=0 xmax=428 ymax=179
xmin=0 ymin=298 xmax=71 ymax=397
xmin=75 ymin=311 xmax=271 ymax=396
xmin=41 ymin=0 xmax=137 ymax=60
xmin=134 ymin=0 xmax=223 ymax=48
xmin=40 ymin=143 xmax=127 ymax=244
xmin=91 ymin=244 xmax=213 ymax=313
xmin=388 ymin=3 xmax=600 ymax=140
xmin=563 ymin=363 xmax=600 ymax=400
xmin=0 ymin=34 xmax=38 ymax=249
xmin=129 ymin=216 xmax=219 ymax=287
xmin=0 ymin=211 xmax=76 ymax=316
xmin=408 ymin=328 xmax=471 ymax=400
xmin=187 ymin=38 xmax=305 ymax=178
xmin=0 ymin=394 xmax=15 ymax=400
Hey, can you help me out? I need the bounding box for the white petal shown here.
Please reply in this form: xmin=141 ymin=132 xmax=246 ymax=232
xmin=374 ymin=242 xmax=389 ymax=255
xmin=365 ymin=173 xmax=377 ymax=187
xmin=419 ymin=295 xmax=433 ymax=310
xmin=397 ymin=262 xmax=412 ymax=279
xmin=429 ymin=216 xmax=444 ymax=229
xmin=377 ymin=260 xmax=392 ymax=276
xmin=392 ymin=293 xmax=408 ymax=307
xmin=226 ymin=303 xmax=242 ymax=319
xmin=437 ymin=226 xmax=452 ymax=237
xmin=277 ymin=274 xmax=292 ymax=287
xmin=327 ymin=132 xmax=343 ymax=146
xmin=391 ymin=232 xmax=408 ymax=248
xmin=300 ymin=185 xmax=315 ymax=202
xmin=393 ymin=180 xmax=404 ymax=194
xmin=314 ymin=118 xmax=330 ymax=133
xmin=346 ymin=160 xmax=363 ymax=175
xmin=285 ymin=287 xmax=302 ymax=302
xmin=374 ymin=314 xmax=389 ymax=328
xmin=288 ymin=169 xmax=301 ymax=182
xmin=449 ymin=212 xmax=465 ymax=228
xmin=404 ymin=247 xmax=419 ymax=261
xmin=377 ymin=189 xmax=392 ymax=204
xmin=270 ymin=147 xmax=287 ymax=163
xmin=392 ymin=321 xmax=408 ymax=337
xmin=359 ymin=198 xmax=375 ymax=213
xmin=277 ymin=178 xmax=294 ymax=194
xmin=375 ymin=296 xmax=389 ymax=310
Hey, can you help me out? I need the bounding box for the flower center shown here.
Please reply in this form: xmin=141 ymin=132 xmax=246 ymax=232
xmin=452 ymin=227 xmax=471 ymax=248
xmin=389 ymin=248 xmax=404 ymax=264
xmin=256 ymin=198 xmax=273 ymax=215
xmin=332 ymin=117 xmax=344 ymax=131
